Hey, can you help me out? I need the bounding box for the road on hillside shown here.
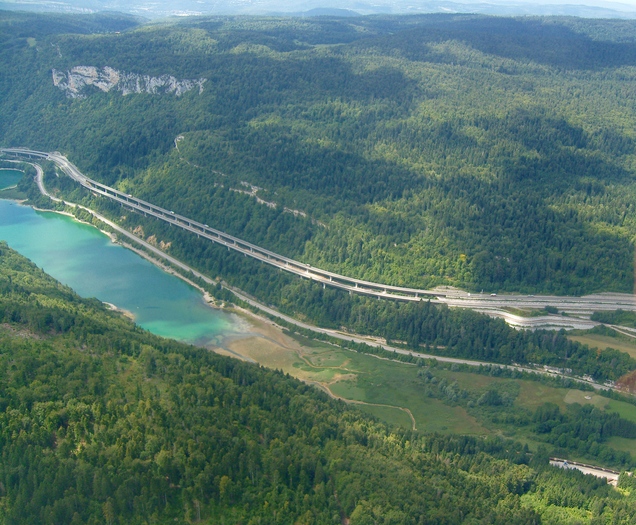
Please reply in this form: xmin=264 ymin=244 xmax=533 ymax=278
xmin=8 ymin=153 xmax=614 ymax=392
xmin=3 ymin=147 xmax=636 ymax=331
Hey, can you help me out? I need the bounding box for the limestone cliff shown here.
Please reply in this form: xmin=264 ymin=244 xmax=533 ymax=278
xmin=52 ymin=66 xmax=206 ymax=98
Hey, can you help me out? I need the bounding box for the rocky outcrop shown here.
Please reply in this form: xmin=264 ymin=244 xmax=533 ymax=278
xmin=52 ymin=66 xmax=206 ymax=98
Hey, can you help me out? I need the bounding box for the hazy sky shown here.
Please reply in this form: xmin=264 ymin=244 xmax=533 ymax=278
xmin=517 ymin=0 xmax=636 ymax=7
xmin=2 ymin=0 xmax=636 ymax=17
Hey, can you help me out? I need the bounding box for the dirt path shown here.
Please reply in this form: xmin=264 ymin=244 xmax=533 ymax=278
xmin=315 ymin=381 xmax=417 ymax=431
xmin=609 ymin=325 xmax=636 ymax=339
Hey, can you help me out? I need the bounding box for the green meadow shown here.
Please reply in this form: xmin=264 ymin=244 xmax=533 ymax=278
xmin=243 ymin=330 xmax=636 ymax=467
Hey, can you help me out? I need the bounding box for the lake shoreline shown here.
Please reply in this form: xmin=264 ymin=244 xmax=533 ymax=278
xmin=2 ymin=197 xmax=282 ymax=357
xmin=107 ymin=237 xmax=293 ymax=358
xmin=0 ymin=166 xmax=24 ymax=192
xmin=3 ymin=164 xmax=317 ymax=361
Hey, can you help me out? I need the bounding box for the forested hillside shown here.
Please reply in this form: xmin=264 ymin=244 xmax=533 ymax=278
xmin=29 ymin=169 xmax=635 ymax=383
xmin=8 ymin=12 xmax=636 ymax=524
xmin=2 ymin=13 xmax=636 ymax=294
xmin=4 ymin=242 xmax=636 ymax=523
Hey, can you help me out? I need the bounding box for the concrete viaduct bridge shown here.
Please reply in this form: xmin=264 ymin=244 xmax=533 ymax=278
xmin=1 ymin=148 xmax=442 ymax=302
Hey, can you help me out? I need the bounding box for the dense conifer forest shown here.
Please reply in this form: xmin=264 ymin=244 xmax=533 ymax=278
xmin=6 ymin=11 xmax=636 ymax=523
xmin=3 ymin=242 xmax=636 ymax=523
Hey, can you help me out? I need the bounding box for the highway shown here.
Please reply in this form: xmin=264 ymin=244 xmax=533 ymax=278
xmin=21 ymin=162 xmax=615 ymax=389
xmin=3 ymin=147 xmax=636 ymax=330
xmin=3 ymin=148 xmax=442 ymax=299
xmin=1 ymin=147 xmax=629 ymax=391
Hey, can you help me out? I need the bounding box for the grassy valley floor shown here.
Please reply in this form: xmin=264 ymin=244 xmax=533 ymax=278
xmin=217 ymin=313 xmax=636 ymax=470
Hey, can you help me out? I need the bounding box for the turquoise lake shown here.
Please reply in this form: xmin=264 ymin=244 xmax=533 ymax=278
xmin=0 ymin=198 xmax=246 ymax=346
xmin=0 ymin=169 xmax=23 ymax=189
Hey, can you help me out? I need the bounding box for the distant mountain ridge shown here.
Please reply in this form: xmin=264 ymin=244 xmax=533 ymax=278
xmin=2 ymin=0 xmax=636 ymax=18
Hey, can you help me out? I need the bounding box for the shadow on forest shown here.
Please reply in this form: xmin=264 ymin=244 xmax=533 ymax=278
xmin=378 ymin=16 xmax=636 ymax=70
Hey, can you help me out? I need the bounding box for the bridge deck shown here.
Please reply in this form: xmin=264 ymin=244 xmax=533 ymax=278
xmin=2 ymin=148 xmax=441 ymax=301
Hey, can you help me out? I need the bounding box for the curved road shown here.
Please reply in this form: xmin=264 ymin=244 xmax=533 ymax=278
xmin=3 ymin=147 xmax=636 ymax=331
xmin=5 ymin=148 xmax=441 ymax=299
xmin=6 ymin=153 xmax=619 ymax=392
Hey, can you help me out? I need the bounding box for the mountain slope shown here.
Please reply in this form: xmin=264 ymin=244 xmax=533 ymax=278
xmin=2 ymin=242 xmax=636 ymax=523
xmin=2 ymin=13 xmax=636 ymax=294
